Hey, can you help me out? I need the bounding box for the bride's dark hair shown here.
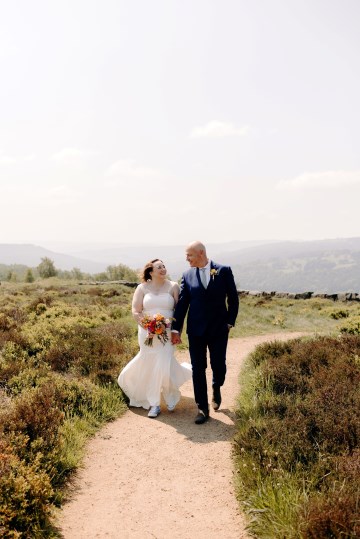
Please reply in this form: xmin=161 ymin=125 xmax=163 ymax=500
xmin=141 ymin=259 xmax=162 ymax=282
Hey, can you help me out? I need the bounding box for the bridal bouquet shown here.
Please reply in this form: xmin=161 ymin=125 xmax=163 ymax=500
xmin=141 ymin=313 xmax=172 ymax=347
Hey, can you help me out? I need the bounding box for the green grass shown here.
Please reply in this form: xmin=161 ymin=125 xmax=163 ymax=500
xmin=238 ymin=474 xmax=307 ymax=538
xmin=232 ymin=295 xmax=360 ymax=337
xmin=175 ymin=295 xmax=356 ymax=348
xmin=234 ymin=334 xmax=360 ymax=538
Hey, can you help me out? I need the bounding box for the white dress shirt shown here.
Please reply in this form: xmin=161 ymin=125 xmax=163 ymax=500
xmin=199 ymin=260 xmax=211 ymax=288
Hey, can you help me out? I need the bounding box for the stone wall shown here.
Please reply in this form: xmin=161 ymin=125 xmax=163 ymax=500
xmin=80 ymin=281 xmax=360 ymax=302
xmin=238 ymin=290 xmax=360 ymax=302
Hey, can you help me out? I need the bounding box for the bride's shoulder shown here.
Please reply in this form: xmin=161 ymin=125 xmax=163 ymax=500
xmin=168 ymin=280 xmax=180 ymax=293
xmin=135 ymin=282 xmax=147 ymax=294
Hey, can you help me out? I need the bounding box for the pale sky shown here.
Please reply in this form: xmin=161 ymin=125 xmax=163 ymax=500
xmin=1 ymin=0 xmax=359 ymax=249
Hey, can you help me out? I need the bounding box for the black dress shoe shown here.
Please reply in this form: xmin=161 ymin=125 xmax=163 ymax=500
xmin=212 ymin=386 xmax=221 ymax=410
xmin=195 ymin=409 xmax=209 ymax=424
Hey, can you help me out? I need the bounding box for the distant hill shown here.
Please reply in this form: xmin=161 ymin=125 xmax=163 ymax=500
xmin=47 ymin=237 xmax=360 ymax=292
xmin=1 ymin=238 xmax=360 ymax=292
xmin=0 ymin=244 xmax=106 ymax=273
xmin=229 ymin=238 xmax=360 ymax=293
xmin=68 ymin=240 xmax=274 ymax=273
xmin=219 ymin=237 xmax=360 ymax=265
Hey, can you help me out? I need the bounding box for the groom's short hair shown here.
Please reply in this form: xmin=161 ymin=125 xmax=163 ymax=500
xmin=188 ymin=240 xmax=206 ymax=254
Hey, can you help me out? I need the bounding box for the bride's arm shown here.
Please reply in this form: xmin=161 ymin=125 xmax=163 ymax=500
xmin=132 ymin=284 xmax=145 ymax=325
xmin=171 ymin=281 xmax=180 ymax=305
xmin=170 ymin=282 xmax=181 ymax=344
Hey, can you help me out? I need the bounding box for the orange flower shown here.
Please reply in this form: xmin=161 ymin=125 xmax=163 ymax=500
xmin=140 ymin=313 xmax=173 ymax=347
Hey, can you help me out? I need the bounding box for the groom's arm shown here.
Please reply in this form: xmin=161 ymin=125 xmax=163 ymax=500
xmin=172 ymin=275 xmax=190 ymax=333
xmin=225 ymin=267 xmax=239 ymax=327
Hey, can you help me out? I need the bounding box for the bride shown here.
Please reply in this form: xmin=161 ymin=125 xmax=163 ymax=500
xmin=118 ymin=259 xmax=192 ymax=418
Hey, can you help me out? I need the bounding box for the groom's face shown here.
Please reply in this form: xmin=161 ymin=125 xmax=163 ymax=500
xmin=186 ymin=247 xmax=202 ymax=268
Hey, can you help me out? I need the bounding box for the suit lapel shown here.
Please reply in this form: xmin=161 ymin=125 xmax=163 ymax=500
xmin=208 ymin=262 xmax=214 ymax=288
xmin=207 ymin=262 xmax=218 ymax=289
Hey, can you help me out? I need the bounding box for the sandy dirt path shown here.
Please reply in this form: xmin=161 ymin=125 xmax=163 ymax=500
xmin=57 ymin=332 xmax=305 ymax=539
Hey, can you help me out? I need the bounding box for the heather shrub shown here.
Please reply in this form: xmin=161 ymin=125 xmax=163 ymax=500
xmin=109 ymin=306 xmax=127 ymax=319
xmin=0 ymin=438 xmax=54 ymax=538
xmin=20 ymin=302 xmax=135 ymax=374
xmin=301 ymin=487 xmax=360 ymax=538
xmin=2 ymin=383 xmax=64 ymax=461
xmin=0 ymin=341 xmax=29 ymax=385
xmin=330 ymin=309 xmax=349 ymax=319
xmin=51 ymin=375 xmax=119 ymax=419
xmin=0 ymin=281 xmax=136 ymax=537
xmin=340 ymin=315 xmax=360 ymax=335
xmin=0 ymin=306 xmax=27 ymax=325
xmin=86 ymin=286 xmax=104 ymax=297
xmin=0 ymin=367 xmax=128 ymax=536
xmin=27 ymin=294 xmax=54 ymax=312
xmin=0 ymin=314 xmax=16 ymax=331
xmin=249 ymin=339 xmax=295 ymax=368
xmin=44 ymin=320 xmax=136 ymax=381
xmin=299 ymin=450 xmax=360 ymax=538
xmin=234 ymin=335 xmax=360 ymax=538
xmin=101 ymin=288 xmax=120 ymax=298
xmin=0 ymin=323 xmax=29 ymax=351
xmin=6 ymin=366 xmax=51 ymax=395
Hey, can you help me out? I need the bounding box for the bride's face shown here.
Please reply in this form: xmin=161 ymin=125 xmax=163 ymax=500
xmin=150 ymin=260 xmax=167 ymax=280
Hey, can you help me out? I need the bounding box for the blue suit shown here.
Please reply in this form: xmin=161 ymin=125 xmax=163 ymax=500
xmin=172 ymin=261 xmax=239 ymax=413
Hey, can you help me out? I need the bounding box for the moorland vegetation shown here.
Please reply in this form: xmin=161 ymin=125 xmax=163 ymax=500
xmin=234 ymin=299 xmax=360 ymax=538
xmin=0 ymin=276 xmax=138 ymax=537
xmin=0 ymin=271 xmax=359 ymax=538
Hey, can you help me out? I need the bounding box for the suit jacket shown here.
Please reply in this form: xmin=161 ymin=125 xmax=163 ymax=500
xmin=172 ymin=261 xmax=239 ymax=337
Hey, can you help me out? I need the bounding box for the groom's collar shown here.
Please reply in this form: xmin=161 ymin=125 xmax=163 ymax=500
xmin=198 ymin=260 xmax=211 ymax=270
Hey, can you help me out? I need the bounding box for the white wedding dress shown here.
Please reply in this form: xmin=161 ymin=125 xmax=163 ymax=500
xmin=118 ymin=291 xmax=192 ymax=410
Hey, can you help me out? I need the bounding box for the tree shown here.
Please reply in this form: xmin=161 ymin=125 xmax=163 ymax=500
xmin=6 ymin=270 xmax=16 ymax=282
xmin=71 ymin=267 xmax=83 ymax=280
xmin=25 ymin=269 xmax=35 ymax=283
xmin=106 ymin=264 xmax=138 ymax=282
xmin=37 ymin=257 xmax=57 ymax=279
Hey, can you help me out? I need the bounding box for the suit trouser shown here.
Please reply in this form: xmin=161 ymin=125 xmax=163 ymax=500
xmin=188 ymin=327 xmax=229 ymax=412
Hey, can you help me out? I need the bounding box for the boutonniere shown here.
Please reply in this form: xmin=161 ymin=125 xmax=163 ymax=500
xmin=210 ymin=268 xmax=219 ymax=280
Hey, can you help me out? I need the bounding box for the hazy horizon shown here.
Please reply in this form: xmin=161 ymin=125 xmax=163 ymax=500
xmin=2 ymin=235 xmax=360 ymax=256
xmin=1 ymin=1 xmax=359 ymax=246
xmin=2 ymin=236 xmax=360 ymax=294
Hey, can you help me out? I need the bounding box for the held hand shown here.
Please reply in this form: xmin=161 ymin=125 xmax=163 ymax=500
xmin=171 ymin=332 xmax=181 ymax=345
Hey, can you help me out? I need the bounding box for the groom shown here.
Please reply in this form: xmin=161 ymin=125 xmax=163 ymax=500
xmin=171 ymin=241 xmax=239 ymax=424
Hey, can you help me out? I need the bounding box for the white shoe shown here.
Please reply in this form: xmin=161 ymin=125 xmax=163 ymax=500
xmin=167 ymin=404 xmax=176 ymax=412
xmin=148 ymin=405 xmax=160 ymax=418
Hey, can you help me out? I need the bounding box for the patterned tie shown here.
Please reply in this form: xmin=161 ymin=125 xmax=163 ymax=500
xmin=200 ymin=268 xmax=207 ymax=288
